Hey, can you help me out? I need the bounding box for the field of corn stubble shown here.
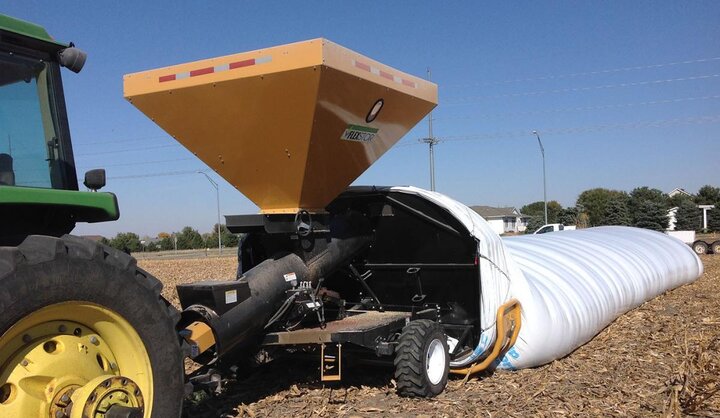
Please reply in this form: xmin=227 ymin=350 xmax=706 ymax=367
xmin=137 ymin=254 xmax=720 ymax=418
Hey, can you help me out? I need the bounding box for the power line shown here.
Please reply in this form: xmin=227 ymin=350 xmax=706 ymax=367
xmin=76 ymin=143 xmax=181 ymax=156
xmin=441 ymin=114 xmax=720 ymax=142
xmin=107 ymin=169 xmax=207 ymax=180
xmin=445 ymin=74 xmax=720 ymax=104
xmin=73 ymin=135 xmax=171 ymax=146
xmin=77 ymin=113 xmax=720 ymax=180
xmin=76 ymin=157 xmax=195 ymax=171
xmin=444 ymin=57 xmax=720 ymax=89
xmin=391 ymin=114 xmax=720 ymax=148
xmin=434 ymin=95 xmax=720 ymax=121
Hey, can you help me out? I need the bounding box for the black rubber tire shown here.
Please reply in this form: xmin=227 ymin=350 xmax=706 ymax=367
xmin=0 ymin=235 xmax=184 ymax=418
xmin=393 ymin=319 xmax=449 ymax=398
xmin=693 ymin=240 xmax=709 ymax=255
xmin=711 ymin=241 xmax=720 ymax=255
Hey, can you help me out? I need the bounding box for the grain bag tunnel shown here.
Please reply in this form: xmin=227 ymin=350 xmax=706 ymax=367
xmin=123 ymin=39 xmax=702 ymax=398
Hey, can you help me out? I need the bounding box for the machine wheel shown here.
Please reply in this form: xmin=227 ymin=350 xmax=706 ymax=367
xmin=693 ymin=240 xmax=709 ymax=255
xmin=711 ymin=241 xmax=720 ymax=255
xmin=393 ymin=319 xmax=449 ymax=398
xmin=0 ymin=235 xmax=184 ymax=418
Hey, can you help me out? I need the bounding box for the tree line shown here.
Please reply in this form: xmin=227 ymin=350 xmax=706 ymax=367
xmin=101 ymin=224 xmax=240 ymax=253
xmin=521 ymin=185 xmax=720 ymax=233
xmin=99 ymin=184 xmax=720 ymax=251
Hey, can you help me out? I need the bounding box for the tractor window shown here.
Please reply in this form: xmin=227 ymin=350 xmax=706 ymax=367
xmin=0 ymin=51 xmax=62 ymax=188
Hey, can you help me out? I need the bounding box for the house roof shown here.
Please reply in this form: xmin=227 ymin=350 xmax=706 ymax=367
xmin=668 ymin=188 xmax=691 ymax=197
xmin=470 ymin=205 xmax=521 ymax=219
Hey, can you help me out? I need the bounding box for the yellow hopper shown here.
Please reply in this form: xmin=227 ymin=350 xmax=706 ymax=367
xmin=124 ymin=39 xmax=437 ymax=213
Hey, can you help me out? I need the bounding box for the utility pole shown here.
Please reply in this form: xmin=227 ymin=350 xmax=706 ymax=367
xmin=197 ymin=171 xmax=222 ymax=255
xmin=421 ymin=67 xmax=439 ymax=191
xmin=532 ymin=131 xmax=548 ymax=225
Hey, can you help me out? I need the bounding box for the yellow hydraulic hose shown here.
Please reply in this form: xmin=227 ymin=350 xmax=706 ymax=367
xmin=450 ymin=299 xmax=522 ymax=379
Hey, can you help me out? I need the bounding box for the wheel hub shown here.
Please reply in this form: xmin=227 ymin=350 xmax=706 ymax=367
xmin=0 ymin=303 xmax=154 ymax=418
xmin=426 ymin=339 xmax=446 ymax=385
xmin=69 ymin=376 xmax=144 ymax=418
xmin=49 ymin=385 xmax=79 ymax=418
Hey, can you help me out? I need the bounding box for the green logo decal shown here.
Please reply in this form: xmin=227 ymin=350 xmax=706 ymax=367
xmin=341 ymin=124 xmax=379 ymax=143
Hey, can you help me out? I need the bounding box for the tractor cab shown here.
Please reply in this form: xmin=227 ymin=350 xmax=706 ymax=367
xmin=0 ymin=14 xmax=117 ymax=245
xmin=0 ymin=47 xmax=76 ymax=189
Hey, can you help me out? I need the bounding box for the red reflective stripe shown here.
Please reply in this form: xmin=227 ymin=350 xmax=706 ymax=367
xmin=402 ymin=79 xmax=415 ymax=87
xmin=230 ymin=59 xmax=255 ymax=69
xmin=379 ymin=70 xmax=393 ymax=80
xmin=355 ymin=61 xmax=371 ymax=71
xmin=159 ymin=74 xmax=176 ymax=82
xmin=190 ymin=67 xmax=214 ymax=77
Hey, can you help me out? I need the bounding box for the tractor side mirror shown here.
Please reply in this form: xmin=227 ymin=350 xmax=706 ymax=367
xmin=83 ymin=169 xmax=106 ymax=191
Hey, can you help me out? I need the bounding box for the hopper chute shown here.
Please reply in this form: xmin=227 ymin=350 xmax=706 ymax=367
xmin=124 ymin=39 xmax=438 ymax=213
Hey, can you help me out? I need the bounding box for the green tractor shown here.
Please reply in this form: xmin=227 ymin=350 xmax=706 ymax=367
xmin=0 ymin=15 xmax=184 ymax=418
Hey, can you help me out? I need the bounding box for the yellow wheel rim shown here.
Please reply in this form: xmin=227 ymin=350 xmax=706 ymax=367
xmin=0 ymin=302 xmax=153 ymax=418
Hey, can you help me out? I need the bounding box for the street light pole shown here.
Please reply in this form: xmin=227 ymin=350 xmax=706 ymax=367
xmin=197 ymin=171 xmax=222 ymax=255
xmin=532 ymin=131 xmax=548 ymax=225
xmin=421 ymin=67 xmax=438 ymax=191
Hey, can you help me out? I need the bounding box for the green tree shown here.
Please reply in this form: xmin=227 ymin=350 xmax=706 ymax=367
xmin=629 ymin=186 xmax=668 ymax=211
xmin=633 ymin=201 xmax=668 ymax=231
xmin=695 ymin=185 xmax=720 ymax=205
xmin=158 ymin=235 xmax=174 ymax=251
xmin=708 ymin=208 xmax=720 ymax=232
xmin=524 ymin=216 xmax=545 ymax=234
xmin=628 ymin=186 xmax=669 ymax=227
xmin=576 ymin=188 xmax=628 ymax=226
xmin=176 ymin=227 xmax=204 ymax=249
xmin=205 ymin=224 xmax=240 ymax=248
xmin=109 ymin=232 xmax=142 ymax=253
xmin=520 ymin=201 xmax=562 ymax=224
xmin=223 ymin=230 xmax=239 ymax=248
xmin=99 ymin=237 xmax=110 ymax=246
xmin=603 ymin=198 xmax=631 ymax=226
xmin=675 ymin=200 xmax=702 ymax=231
xmin=559 ymin=207 xmax=579 ymax=226
xmin=668 ymin=192 xmax=694 ymax=208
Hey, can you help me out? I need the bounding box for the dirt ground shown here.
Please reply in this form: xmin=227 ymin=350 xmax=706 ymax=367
xmin=139 ymin=255 xmax=720 ymax=417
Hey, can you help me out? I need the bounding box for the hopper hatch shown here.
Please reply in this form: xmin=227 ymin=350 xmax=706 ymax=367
xmin=124 ymin=39 xmax=438 ymax=213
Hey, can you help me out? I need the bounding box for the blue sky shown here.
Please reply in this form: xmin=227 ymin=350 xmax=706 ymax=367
xmin=5 ymin=1 xmax=720 ymax=237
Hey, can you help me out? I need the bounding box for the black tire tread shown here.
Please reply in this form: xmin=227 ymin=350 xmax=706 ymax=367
xmin=393 ymin=319 xmax=448 ymax=398
xmin=0 ymin=234 xmax=184 ymax=417
xmin=711 ymin=241 xmax=720 ymax=254
xmin=693 ymin=240 xmax=709 ymax=255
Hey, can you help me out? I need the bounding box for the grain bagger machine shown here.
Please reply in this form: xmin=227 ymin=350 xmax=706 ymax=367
xmin=122 ymin=36 xmax=702 ymax=402
xmin=0 ymin=16 xmax=704 ymax=418
xmin=122 ymin=39 xmax=515 ymax=399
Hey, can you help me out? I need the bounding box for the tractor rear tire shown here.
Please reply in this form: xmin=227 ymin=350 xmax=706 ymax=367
xmin=393 ymin=319 xmax=449 ymax=398
xmin=0 ymin=235 xmax=184 ymax=418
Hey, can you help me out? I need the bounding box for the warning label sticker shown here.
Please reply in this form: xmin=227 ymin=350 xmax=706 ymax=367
xmin=340 ymin=124 xmax=378 ymax=143
xmin=225 ymin=290 xmax=238 ymax=304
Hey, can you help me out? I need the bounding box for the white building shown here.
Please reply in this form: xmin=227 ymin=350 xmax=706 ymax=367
xmin=470 ymin=206 xmax=529 ymax=235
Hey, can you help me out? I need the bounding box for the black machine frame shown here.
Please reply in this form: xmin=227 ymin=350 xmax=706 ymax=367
xmin=178 ymin=186 xmax=484 ymax=372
